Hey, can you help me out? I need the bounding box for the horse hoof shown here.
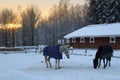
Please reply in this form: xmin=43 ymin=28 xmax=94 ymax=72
xmin=58 ymin=67 xmax=61 ymax=69
xmin=46 ymin=66 xmax=49 ymax=68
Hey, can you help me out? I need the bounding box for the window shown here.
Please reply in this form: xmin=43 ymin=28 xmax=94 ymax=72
xmin=90 ymin=37 xmax=94 ymax=43
xmin=110 ymin=37 xmax=116 ymax=43
xmin=80 ymin=37 xmax=85 ymax=43
xmin=66 ymin=39 xmax=70 ymax=43
xmin=61 ymin=39 xmax=64 ymax=44
xmin=58 ymin=39 xmax=64 ymax=44
xmin=72 ymin=38 xmax=76 ymax=43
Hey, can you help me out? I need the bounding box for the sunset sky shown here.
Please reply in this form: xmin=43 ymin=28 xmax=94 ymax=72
xmin=0 ymin=0 xmax=86 ymax=17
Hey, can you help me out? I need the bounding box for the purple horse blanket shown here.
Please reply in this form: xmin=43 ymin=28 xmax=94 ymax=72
xmin=43 ymin=45 xmax=62 ymax=59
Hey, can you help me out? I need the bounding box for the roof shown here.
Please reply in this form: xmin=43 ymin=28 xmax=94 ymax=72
xmin=64 ymin=23 xmax=120 ymax=39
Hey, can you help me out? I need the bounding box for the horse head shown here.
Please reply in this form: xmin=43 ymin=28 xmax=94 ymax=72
xmin=65 ymin=50 xmax=70 ymax=59
xmin=63 ymin=46 xmax=70 ymax=59
xmin=60 ymin=45 xmax=70 ymax=59
xmin=93 ymin=47 xmax=101 ymax=69
xmin=93 ymin=59 xmax=98 ymax=69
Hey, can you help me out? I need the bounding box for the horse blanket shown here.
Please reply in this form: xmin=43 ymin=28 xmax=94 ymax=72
xmin=43 ymin=45 xmax=62 ymax=59
xmin=96 ymin=45 xmax=113 ymax=59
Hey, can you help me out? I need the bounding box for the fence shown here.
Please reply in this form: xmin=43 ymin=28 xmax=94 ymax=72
xmin=0 ymin=45 xmax=46 ymax=54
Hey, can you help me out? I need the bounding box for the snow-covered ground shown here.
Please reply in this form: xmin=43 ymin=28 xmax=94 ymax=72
xmin=0 ymin=49 xmax=120 ymax=80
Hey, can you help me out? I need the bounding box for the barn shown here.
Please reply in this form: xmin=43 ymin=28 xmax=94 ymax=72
xmin=64 ymin=23 xmax=120 ymax=49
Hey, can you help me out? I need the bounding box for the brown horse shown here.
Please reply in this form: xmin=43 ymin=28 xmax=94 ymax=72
xmin=93 ymin=45 xmax=113 ymax=69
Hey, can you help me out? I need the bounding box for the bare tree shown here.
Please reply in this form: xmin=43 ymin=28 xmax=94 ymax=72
xmin=57 ymin=0 xmax=70 ymax=42
xmin=48 ymin=5 xmax=59 ymax=45
xmin=21 ymin=5 xmax=41 ymax=46
xmin=79 ymin=2 xmax=89 ymax=26
xmin=41 ymin=0 xmax=89 ymax=45
xmin=0 ymin=9 xmax=16 ymax=47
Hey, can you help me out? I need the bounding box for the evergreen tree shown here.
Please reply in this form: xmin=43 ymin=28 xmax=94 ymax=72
xmin=96 ymin=0 xmax=109 ymax=23
xmin=88 ymin=0 xmax=98 ymax=24
xmin=89 ymin=0 xmax=120 ymax=24
xmin=108 ymin=0 xmax=120 ymax=23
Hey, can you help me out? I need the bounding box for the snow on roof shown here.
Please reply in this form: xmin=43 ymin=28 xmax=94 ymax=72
xmin=64 ymin=23 xmax=120 ymax=39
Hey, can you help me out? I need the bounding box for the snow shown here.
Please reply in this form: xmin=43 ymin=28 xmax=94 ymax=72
xmin=64 ymin=23 xmax=120 ymax=39
xmin=0 ymin=49 xmax=120 ymax=80
xmin=0 ymin=71 xmax=41 ymax=80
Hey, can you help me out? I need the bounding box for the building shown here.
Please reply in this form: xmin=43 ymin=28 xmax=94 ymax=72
xmin=64 ymin=23 xmax=120 ymax=49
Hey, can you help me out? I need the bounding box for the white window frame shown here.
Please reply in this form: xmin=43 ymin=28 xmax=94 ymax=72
xmin=58 ymin=39 xmax=64 ymax=44
xmin=80 ymin=37 xmax=85 ymax=43
xmin=90 ymin=37 xmax=94 ymax=43
xmin=66 ymin=39 xmax=70 ymax=43
xmin=58 ymin=39 xmax=62 ymax=44
xmin=61 ymin=39 xmax=64 ymax=44
xmin=72 ymin=38 xmax=76 ymax=43
xmin=110 ymin=37 xmax=116 ymax=43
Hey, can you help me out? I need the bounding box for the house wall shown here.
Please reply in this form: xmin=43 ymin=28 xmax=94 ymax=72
xmin=69 ymin=37 xmax=120 ymax=49
xmin=113 ymin=37 xmax=120 ymax=49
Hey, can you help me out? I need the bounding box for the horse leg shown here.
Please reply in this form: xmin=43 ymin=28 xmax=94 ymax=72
xmin=103 ymin=59 xmax=106 ymax=69
xmin=47 ymin=56 xmax=52 ymax=68
xmin=98 ymin=59 xmax=101 ymax=68
xmin=109 ymin=60 xmax=111 ymax=67
xmin=105 ymin=58 xmax=108 ymax=67
xmin=55 ymin=59 xmax=61 ymax=69
xmin=108 ymin=57 xmax=111 ymax=67
xmin=55 ymin=59 xmax=58 ymax=69
xmin=106 ymin=57 xmax=111 ymax=67
xmin=58 ymin=59 xmax=61 ymax=69
xmin=45 ymin=56 xmax=48 ymax=68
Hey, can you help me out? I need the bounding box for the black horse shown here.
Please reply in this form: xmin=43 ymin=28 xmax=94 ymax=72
xmin=93 ymin=45 xmax=113 ymax=69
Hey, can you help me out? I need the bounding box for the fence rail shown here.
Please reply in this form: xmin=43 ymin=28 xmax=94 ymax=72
xmin=0 ymin=47 xmax=120 ymax=59
xmin=0 ymin=45 xmax=46 ymax=54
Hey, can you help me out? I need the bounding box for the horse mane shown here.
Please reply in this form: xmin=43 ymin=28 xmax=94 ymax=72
xmin=95 ymin=45 xmax=113 ymax=60
xmin=95 ymin=46 xmax=102 ymax=60
xmin=59 ymin=45 xmax=69 ymax=54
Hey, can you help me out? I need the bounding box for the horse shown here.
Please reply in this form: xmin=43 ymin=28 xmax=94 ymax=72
xmin=93 ymin=45 xmax=113 ymax=69
xmin=43 ymin=45 xmax=70 ymax=69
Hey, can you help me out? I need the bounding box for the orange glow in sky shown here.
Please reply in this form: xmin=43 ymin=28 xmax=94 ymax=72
xmin=0 ymin=0 xmax=86 ymax=17
xmin=6 ymin=23 xmax=21 ymax=29
xmin=0 ymin=23 xmax=21 ymax=30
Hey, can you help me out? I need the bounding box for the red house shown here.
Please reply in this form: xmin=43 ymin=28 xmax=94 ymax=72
xmin=64 ymin=23 xmax=120 ymax=49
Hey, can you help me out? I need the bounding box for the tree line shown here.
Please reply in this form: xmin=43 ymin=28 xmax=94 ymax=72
xmin=89 ymin=0 xmax=120 ymax=24
xmin=0 ymin=0 xmax=120 ymax=47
